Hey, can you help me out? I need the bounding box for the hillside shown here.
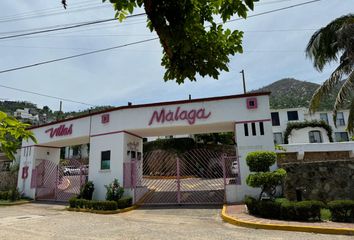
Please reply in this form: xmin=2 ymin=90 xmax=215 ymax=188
xmin=254 ymin=78 xmax=349 ymax=110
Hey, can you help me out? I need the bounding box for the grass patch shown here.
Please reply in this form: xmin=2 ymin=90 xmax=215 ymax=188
xmin=321 ymin=208 xmax=331 ymax=221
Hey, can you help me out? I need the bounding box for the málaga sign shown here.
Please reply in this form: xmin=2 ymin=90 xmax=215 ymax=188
xmin=45 ymin=124 xmax=73 ymax=138
xmin=148 ymin=107 xmax=211 ymax=125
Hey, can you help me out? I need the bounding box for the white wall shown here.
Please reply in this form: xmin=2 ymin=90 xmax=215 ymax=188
xmin=20 ymin=93 xmax=274 ymax=203
xmin=288 ymin=127 xmax=330 ymax=144
xmin=88 ymin=133 xmax=124 ymax=200
xmin=278 ymin=141 xmax=354 ymax=160
xmin=225 ymin=101 xmax=275 ymax=203
xmin=17 ymin=146 xmax=60 ymax=199
xmin=271 ymin=108 xmax=352 ymax=143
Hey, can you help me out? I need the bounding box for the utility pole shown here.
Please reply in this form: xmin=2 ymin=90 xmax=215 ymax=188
xmin=240 ymin=69 xmax=246 ymax=94
xmin=57 ymin=101 xmax=63 ymax=121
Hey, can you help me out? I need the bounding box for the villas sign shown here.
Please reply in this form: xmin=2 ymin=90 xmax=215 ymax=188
xmin=45 ymin=124 xmax=73 ymax=138
xmin=148 ymin=107 xmax=211 ymax=125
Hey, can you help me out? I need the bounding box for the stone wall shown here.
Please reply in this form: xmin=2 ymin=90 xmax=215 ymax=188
xmin=0 ymin=172 xmax=18 ymax=191
xmin=281 ymin=159 xmax=354 ymax=201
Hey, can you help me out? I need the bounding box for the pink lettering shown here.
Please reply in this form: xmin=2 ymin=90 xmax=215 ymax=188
xmin=148 ymin=109 xmax=166 ymax=125
xmin=148 ymin=107 xmax=211 ymax=126
xmin=45 ymin=124 xmax=73 ymax=138
xmin=166 ymin=111 xmax=174 ymax=121
xmin=179 ymin=110 xmax=187 ymax=120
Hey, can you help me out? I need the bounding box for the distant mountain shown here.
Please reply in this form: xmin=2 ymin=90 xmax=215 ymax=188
xmin=254 ymin=78 xmax=349 ymax=110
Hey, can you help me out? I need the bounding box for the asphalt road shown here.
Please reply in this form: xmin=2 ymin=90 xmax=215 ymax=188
xmin=0 ymin=203 xmax=352 ymax=240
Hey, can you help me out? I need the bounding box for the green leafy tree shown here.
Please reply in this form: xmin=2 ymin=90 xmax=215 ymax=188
xmin=0 ymin=111 xmax=37 ymax=160
xmin=62 ymin=0 xmax=256 ymax=83
xmin=306 ymin=14 xmax=354 ymax=131
xmin=245 ymin=151 xmax=286 ymax=200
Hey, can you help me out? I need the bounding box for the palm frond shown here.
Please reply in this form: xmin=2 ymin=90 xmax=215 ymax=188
xmin=333 ymin=70 xmax=354 ymax=127
xmin=309 ymin=61 xmax=350 ymax=113
xmin=346 ymin=92 xmax=354 ymax=134
xmin=305 ymin=14 xmax=354 ymax=71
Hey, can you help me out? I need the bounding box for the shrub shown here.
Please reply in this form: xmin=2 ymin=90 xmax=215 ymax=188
xmin=328 ymin=200 xmax=354 ymax=223
xmin=246 ymin=168 xmax=286 ymax=200
xmin=246 ymin=151 xmax=276 ymax=172
xmin=117 ymin=196 xmax=133 ymax=209
xmin=91 ymin=200 xmax=117 ymax=211
xmin=281 ymin=200 xmax=324 ymax=221
xmin=0 ymin=191 xmax=9 ymax=200
xmin=246 ymin=197 xmax=325 ymax=221
xmin=245 ymin=196 xmax=259 ymax=215
xmin=69 ymin=197 xmax=77 ymax=208
xmin=7 ymin=188 xmax=21 ymax=202
xmin=78 ymin=181 xmax=94 ymax=200
xmin=105 ymin=179 xmax=124 ymax=202
xmin=68 ymin=197 xmax=118 ymax=211
xmin=144 ymin=137 xmax=196 ymax=153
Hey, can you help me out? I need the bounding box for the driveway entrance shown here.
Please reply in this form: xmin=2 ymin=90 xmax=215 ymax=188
xmin=134 ymin=149 xmax=238 ymax=205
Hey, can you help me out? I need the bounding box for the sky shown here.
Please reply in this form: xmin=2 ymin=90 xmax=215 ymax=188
xmin=0 ymin=0 xmax=352 ymax=112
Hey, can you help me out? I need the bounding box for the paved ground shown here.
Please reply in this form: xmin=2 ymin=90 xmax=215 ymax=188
xmin=227 ymin=204 xmax=354 ymax=229
xmin=0 ymin=202 xmax=353 ymax=240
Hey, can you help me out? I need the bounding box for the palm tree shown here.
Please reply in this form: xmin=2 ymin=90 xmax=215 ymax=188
xmin=306 ymin=14 xmax=354 ymax=131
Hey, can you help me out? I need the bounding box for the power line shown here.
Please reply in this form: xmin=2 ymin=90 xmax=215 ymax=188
xmin=0 ymin=0 xmax=319 ymax=40
xmin=0 ymin=0 xmax=291 ymax=24
xmin=0 ymin=4 xmax=111 ymax=24
xmin=0 ymin=38 xmax=158 ymax=74
xmin=0 ymin=1 xmax=96 ymax=21
xmin=223 ymin=0 xmax=321 ymax=24
xmin=0 ymin=0 xmax=320 ymax=74
xmin=0 ymin=13 xmax=146 ymax=40
xmin=0 ymin=84 xmax=97 ymax=107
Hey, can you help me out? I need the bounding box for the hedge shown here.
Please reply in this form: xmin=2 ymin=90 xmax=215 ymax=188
xmin=69 ymin=198 xmax=118 ymax=211
xmin=0 ymin=189 xmax=21 ymax=202
xmin=143 ymin=137 xmax=196 ymax=153
xmin=69 ymin=196 xmax=133 ymax=211
xmin=284 ymin=120 xmax=333 ymax=144
xmin=117 ymin=197 xmax=133 ymax=209
xmin=328 ymin=200 xmax=354 ymax=223
xmin=245 ymin=197 xmax=325 ymax=221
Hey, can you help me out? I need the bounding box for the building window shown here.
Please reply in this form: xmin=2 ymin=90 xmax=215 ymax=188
xmin=287 ymin=111 xmax=299 ymax=121
xmin=309 ymin=131 xmax=323 ymax=143
xmin=101 ymin=150 xmax=111 ymax=170
xmin=271 ymin=112 xmax=280 ymax=126
xmin=335 ymin=132 xmax=349 ymax=142
xmin=244 ymin=123 xmax=249 ymax=136
xmin=273 ymin=133 xmax=283 ymax=145
xmin=259 ymin=122 xmax=264 ymax=135
xmin=336 ymin=112 xmax=345 ymax=126
xmin=251 ymin=122 xmax=256 ymax=136
xmin=320 ymin=113 xmax=329 ymax=124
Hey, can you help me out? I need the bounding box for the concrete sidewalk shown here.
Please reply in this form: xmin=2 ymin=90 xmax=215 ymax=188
xmin=222 ymin=204 xmax=354 ymax=235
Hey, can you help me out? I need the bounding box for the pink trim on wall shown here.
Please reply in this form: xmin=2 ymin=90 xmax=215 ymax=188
xmin=90 ymin=130 xmax=143 ymax=139
xmin=246 ymin=97 xmax=258 ymax=109
xmin=28 ymin=92 xmax=271 ymax=130
xmin=21 ymin=145 xmax=61 ymax=149
xmin=234 ymin=119 xmax=271 ymax=125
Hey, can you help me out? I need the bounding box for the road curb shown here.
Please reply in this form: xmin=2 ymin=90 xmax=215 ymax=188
xmin=67 ymin=204 xmax=139 ymax=214
xmin=0 ymin=200 xmax=32 ymax=206
xmin=221 ymin=205 xmax=354 ymax=236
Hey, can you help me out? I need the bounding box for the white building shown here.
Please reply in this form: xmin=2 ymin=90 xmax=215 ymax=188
xmin=271 ymin=107 xmax=351 ymax=144
xmin=17 ymin=92 xmax=274 ymax=204
xmin=14 ymin=108 xmax=39 ymax=123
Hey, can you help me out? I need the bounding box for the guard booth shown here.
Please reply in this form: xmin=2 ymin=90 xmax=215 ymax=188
xmin=18 ymin=92 xmax=274 ymax=204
